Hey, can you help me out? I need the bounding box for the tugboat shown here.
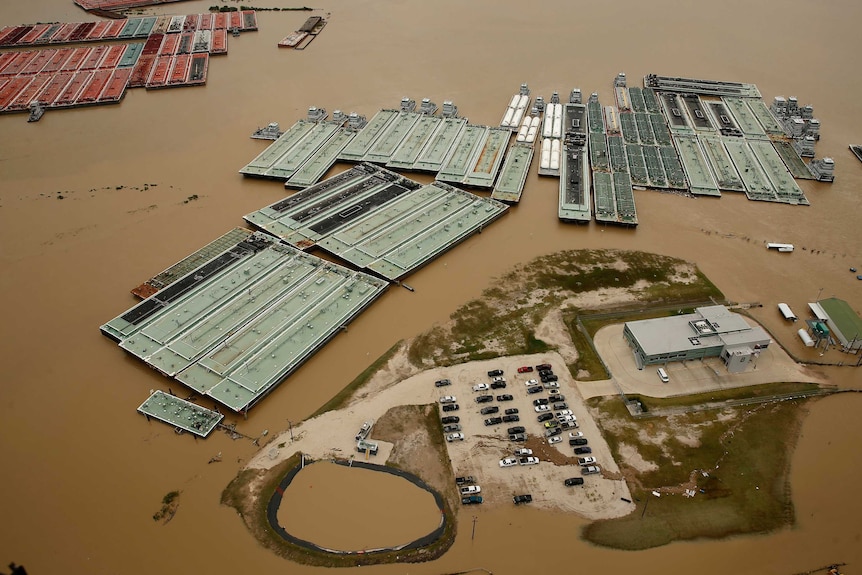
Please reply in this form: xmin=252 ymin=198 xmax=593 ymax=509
xmin=307 ymin=106 xmax=327 ymax=122
xmin=27 ymin=100 xmax=44 ymax=123
xmin=419 ymin=98 xmax=438 ymax=115
xmin=251 ymin=122 xmax=282 ymax=140
xmin=441 ymin=100 xmax=458 ymax=118
xmin=400 ymin=97 xmax=416 ymax=113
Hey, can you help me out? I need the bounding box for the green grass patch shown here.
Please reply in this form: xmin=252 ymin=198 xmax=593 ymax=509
xmin=582 ymin=389 xmax=811 ymax=549
xmin=311 ymin=341 xmax=403 ymax=417
xmin=633 ymin=382 xmax=823 ymax=410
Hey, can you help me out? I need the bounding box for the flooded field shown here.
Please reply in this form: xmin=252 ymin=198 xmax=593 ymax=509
xmin=276 ymin=461 xmax=442 ymax=552
xmin=1 ymin=0 xmax=861 ymax=573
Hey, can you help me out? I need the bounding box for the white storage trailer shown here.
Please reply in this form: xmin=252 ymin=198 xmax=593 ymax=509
xmin=778 ymin=303 xmax=798 ymax=321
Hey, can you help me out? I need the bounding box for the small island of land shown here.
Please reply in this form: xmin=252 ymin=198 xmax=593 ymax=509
xmin=222 ymin=249 xmax=831 ymax=563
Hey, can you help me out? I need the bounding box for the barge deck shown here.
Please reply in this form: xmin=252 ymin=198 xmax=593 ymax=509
xmin=491 ymin=143 xmax=534 ymax=203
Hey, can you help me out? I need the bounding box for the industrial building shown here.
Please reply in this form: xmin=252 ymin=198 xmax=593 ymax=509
xmin=623 ymin=305 xmax=771 ymax=373
xmin=808 ymin=298 xmax=862 ymax=352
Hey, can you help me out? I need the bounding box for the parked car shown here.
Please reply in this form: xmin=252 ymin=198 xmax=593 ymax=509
xmin=491 ymin=376 xmax=506 ymax=383
xmin=496 ymin=394 xmax=514 ymax=402
xmin=460 ymin=485 xmax=481 ymax=495
xmin=499 ymin=457 xmax=518 ymax=467
xmin=537 ymin=413 xmax=554 ymax=422
xmin=504 ymin=408 xmax=519 ymax=415
xmin=519 ymin=456 xmax=539 ymax=465
xmin=564 ymin=477 xmax=585 ymax=487
xmin=517 ymin=366 xmax=534 ymax=373
xmin=548 ymin=436 xmax=562 ymax=445
xmin=509 ymin=432 xmax=527 ymax=442
xmin=484 ymin=417 xmax=503 ymax=426
xmin=475 ymin=395 xmax=494 ymax=403
xmin=574 ymin=446 xmax=592 ymax=455
xmin=577 ymin=456 xmax=597 ymax=466
xmin=527 ymin=385 xmax=543 ymax=394
xmin=533 ymin=398 xmax=549 ymax=406
xmin=557 ymin=415 xmax=576 ymax=423
xmin=571 ymin=437 xmax=588 ymax=446
xmin=442 ymin=424 xmax=461 ymax=433
xmin=502 ymin=414 xmax=520 ymax=423
xmin=513 ymin=494 xmax=533 ymax=504
xmin=556 ymin=409 xmax=573 ymax=417
xmin=514 ymin=448 xmax=532 ymax=456
xmin=536 ymin=363 xmax=552 ymax=371
xmin=507 ymin=426 xmax=525 ymax=434
xmin=534 ymin=405 xmax=550 ymax=413
xmin=455 ymin=475 xmax=474 ymax=485
xmin=545 ymin=427 xmax=562 ymax=437
xmin=447 ymin=433 xmax=465 ymax=442
xmin=581 ymin=465 xmax=601 ymax=475
xmin=538 ymin=368 xmax=553 ymax=376
xmin=487 ymin=369 xmax=504 ymax=377
xmin=524 ymin=379 xmax=538 ymax=386
xmin=560 ymin=421 xmax=578 ymax=430
xmin=548 ymin=393 xmax=565 ymax=402
xmin=541 ymin=374 xmax=558 ymax=383
xmin=472 ymin=383 xmax=490 ymax=392
xmin=435 ymin=379 xmax=451 ymax=387
xmin=544 ymin=421 xmax=559 ymax=429
xmin=552 ymin=402 xmax=568 ymax=410
xmin=442 ymin=403 xmax=460 ymax=412
xmin=441 ymin=416 xmax=460 ymax=424
xmin=439 ymin=396 xmax=457 ymax=404
xmin=569 ymin=431 xmax=584 ymax=439
xmin=490 ymin=381 xmax=507 ymax=389
xmin=544 ymin=381 xmax=559 ymax=389
xmin=461 ymin=495 xmax=483 ymax=505
xmin=480 ymin=406 xmax=499 ymax=415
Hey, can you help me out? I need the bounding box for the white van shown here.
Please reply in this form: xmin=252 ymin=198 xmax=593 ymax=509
xmin=657 ymin=368 xmax=669 ymax=383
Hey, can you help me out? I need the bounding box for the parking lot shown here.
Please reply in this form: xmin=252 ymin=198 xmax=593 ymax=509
xmin=435 ymin=354 xmax=633 ymax=517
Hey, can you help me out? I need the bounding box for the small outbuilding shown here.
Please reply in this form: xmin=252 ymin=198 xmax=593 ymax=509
xmin=810 ymin=298 xmax=862 ymax=352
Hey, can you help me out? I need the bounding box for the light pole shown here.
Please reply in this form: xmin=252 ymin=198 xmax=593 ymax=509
xmin=816 ymin=287 xmax=824 ymax=302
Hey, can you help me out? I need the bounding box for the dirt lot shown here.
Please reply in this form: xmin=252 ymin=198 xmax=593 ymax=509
xmin=248 ymin=348 xmax=635 ymax=520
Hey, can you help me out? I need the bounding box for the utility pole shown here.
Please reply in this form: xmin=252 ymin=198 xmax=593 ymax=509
xmin=816 ymin=287 xmax=824 ymax=302
xmin=471 ymin=516 xmax=478 ymax=541
xmin=288 ymin=420 xmax=294 ymax=441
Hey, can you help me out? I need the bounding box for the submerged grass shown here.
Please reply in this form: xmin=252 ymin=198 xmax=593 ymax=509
xmin=582 ymin=386 xmax=813 ymax=549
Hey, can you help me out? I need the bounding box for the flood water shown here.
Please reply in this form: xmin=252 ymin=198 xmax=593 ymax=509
xmin=1 ymin=0 xmax=861 ymax=573
xmin=277 ymin=461 xmax=441 ymax=552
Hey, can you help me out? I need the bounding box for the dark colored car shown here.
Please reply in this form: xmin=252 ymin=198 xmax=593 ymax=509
xmin=574 ymin=446 xmax=592 ymax=455
xmin=564 ymin=477 xmax=585 ymax=487
xmin=507 ymin=426 xmax=525 ymax=434
xmin=475 ymin=394 xmax=494 ymax=403
xmin=513 ymin=494 xmax=533 ymax=505
xmin=536 ymin=363 xmax=552 ymax=371
xmin=502 ymin=414 xmax=520 ymax=423
xmin=549 ymin=393 xmax=565 ymax=402
xmin=552 ymin=402 xmax=568 ymax=410
xmin=504 ymin=408 xmax=519 ymax=415
xmin=546 ymin=427 xmax=562 ymax=437
xmin=455 ymin=475 xmax=474 ymax=485
xmin=487 ymin=369 xmax=504 ymax=377
xmin=490 ymin=381 xmax=507 ymax=389
xmin=517 ymin=366 xmax=534 ymax=373
xmin=435 ymin=379 xmax=451 ymax=387
xmin=509 ymin=432 xmax=527 ymax=442
xmin=441 ymin=416 xmax=460 ymax=424
xmin=443 ymin=424 xmax=461 ymax=433
xmin=461 ymin=495 xmax=483 ymax=505
xmin=537 ymin=413 xmax=555 ymax=422
xmin=442 ymin=403 xmax=460 ymax=412
xmin=541 ymin=374 xmax=559 ymax=383
xmin=484 ymin=417 xmax=503 ymax=426
xmin=538 ymin=368 xmax=554 ymax=376
xmin=571 ymin=437 xmax=588 ymax=446
xmin=480 ymin=406 xmax=499 ymax=415
xmin=527 ymin=385 xmax=543 ymax=394
xmin=497 ymin=394 xmax=514 ymax=402
xmin=533 ymin=398 xmax=549 ymax=406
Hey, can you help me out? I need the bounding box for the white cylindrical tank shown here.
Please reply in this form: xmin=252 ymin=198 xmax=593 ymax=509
xmin=543 ymin=114 xmax=553 ymax=138
xmin=517 ymin=124 xmax=529 ymax=142
xmin=550 ymin=139 xmax=561 ymax=170
xmin=540 ymin=139 xmax=551 ymax=169
xmin=552 ymin=114 xmax=563 ymax=138
xmin=526 ymin=125 xmax=538 ymax=143
xmin=531 ymin=116 xmax=541 ymax=129
xmin=798 ymin=329 xmax=815 ymax=347
xmin=509 ymin=94 xmax=520 ymax=108
xmin=503 ymin=108 xmax=515 ymax=127
xmin=512 ymin=108 xmax=525 ymax=127
xmin=518 ymin=94 xmax=529 ymax=110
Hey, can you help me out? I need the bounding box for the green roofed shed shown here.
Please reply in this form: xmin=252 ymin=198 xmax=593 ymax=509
xmin=817 ymin=297 xmax=862 ymax=350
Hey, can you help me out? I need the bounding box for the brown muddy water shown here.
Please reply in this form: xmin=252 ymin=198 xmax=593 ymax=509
xmin=276 ymin=461 xmax=441 ymax=551
xmin=1 ymin=0 xmax=861 ymax=573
